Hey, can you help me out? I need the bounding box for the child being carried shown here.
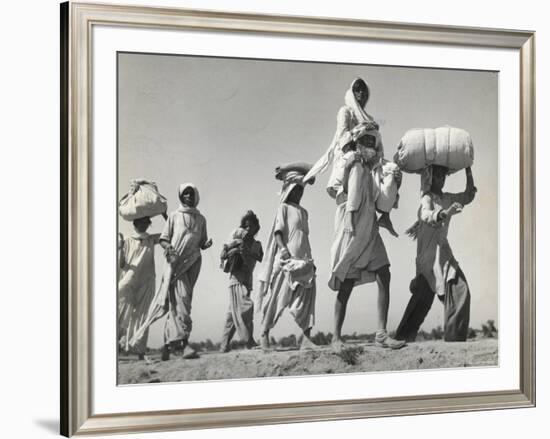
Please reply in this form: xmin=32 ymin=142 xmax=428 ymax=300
xmin=328 ymin=121 xmax=401 ymax=237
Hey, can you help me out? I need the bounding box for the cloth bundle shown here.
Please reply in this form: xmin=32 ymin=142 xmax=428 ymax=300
xmin=220 ymin=228 xmax=247 ymax=273
xmin=280 ymin=258 xmax=316 ymax=291
xmin=119 ymin=179 xmax=168 ymax=221
xmin=220 ymin=247 xmax=243 ymax=273
xmin=275 ymin=162 xmax=315 ymax=183
xmin=393 ymin=126 xmax=474 ymax=174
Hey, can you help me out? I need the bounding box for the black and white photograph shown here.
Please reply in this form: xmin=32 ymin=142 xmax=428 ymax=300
xmin=116 ymin=53 xmax=498 ymax=385
xmin=2 ymin=0 xmax=544 ymax=437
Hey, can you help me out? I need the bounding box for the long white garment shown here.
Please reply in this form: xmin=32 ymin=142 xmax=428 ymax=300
xmin=260 ymin=202 xmax=316 ymax=331
xmin=129 ymin=183 xmax=208 ymax=346
xmin=328 ymin=163 xmax=389 ymax=291
xmin=118 ymin=232 xmax=159 ymax=354
xmin=257 ymin=175 xmax=305 ymax=306
xmin=302 ymin=79 xmax=390 ymax=290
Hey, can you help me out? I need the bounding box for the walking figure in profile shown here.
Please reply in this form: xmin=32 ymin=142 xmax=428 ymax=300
xmin=395 ymin=166 xmax=477 ymax=342
xmin=257 ymin=163 xmax=318 ymax=352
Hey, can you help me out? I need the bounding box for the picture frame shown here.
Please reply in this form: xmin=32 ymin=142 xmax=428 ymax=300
xmin=60 ymin=1 xmax=536 ymax=436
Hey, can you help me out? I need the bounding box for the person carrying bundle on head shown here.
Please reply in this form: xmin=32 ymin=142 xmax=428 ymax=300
xmin=118 ymin=180 xmax=168 ymax=361
xmin=395 ymin=165 xmax=477 ymax=342
xmin=257 ymin=163 xmax=318 ymax=352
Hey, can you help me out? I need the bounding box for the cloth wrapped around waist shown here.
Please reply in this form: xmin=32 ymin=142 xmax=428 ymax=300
xmin=280 ymin=257 xmax=316 ymax=290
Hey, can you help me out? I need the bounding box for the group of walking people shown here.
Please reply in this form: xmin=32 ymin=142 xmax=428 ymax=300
xmin=118 ymin=77 xmax=477 ymax=362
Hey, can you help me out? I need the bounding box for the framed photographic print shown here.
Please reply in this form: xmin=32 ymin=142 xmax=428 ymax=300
xmin=60 ymin=1 xmax=535 ymax=436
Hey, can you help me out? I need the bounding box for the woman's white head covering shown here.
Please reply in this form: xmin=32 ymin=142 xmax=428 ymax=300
xmin=344 ymin=78 xmax=375 ymax=124
xmin=178 ymin=182 xmax=200 ymax=208
xmin=303 ymin=77 xmax=378 ymax=184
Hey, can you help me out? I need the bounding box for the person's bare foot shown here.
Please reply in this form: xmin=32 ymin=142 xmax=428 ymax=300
xmin=170 ymin=340 xmax=183 ymax=357
xmin=181 ymin=345 xmax=199 ymax=359
xmin=378 ymin=212 xmax=398 ymax=237
xmin=260 ymin=333 xmax=271 ymax=352
xmin=375 ymin=331 xmax=406 ymax=350
xmin=331 ymin=338 xmax=347 ymax=352
xmin=300 ymin=336 xmax=318 ymax=351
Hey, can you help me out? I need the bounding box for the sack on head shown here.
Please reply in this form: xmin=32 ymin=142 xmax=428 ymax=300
xmin=393 ymin=126 xmax=474 ymax=174
xmin=119 ymin=179 xmax=168 ymax=221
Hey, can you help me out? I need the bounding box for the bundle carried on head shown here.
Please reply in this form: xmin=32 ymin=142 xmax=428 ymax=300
xmin=393 ymin=126 xmax=474 ymax=174
xmin=119 ymin=179 xmax=168 ymax=221
xmin=275 ymin=162 xmax=314 ymax=183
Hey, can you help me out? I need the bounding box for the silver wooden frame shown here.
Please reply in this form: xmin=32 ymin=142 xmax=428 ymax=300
xmin=60 ymin=1 xmax=536 ymax=436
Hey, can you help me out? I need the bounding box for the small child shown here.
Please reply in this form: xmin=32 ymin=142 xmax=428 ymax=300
xmin=219 ymin=211 xmax=263 ymax=352
xmin=329 ymin=122 xmax=400 ymax=237
xmin=118 ymin=216 xmax=161 ymax=361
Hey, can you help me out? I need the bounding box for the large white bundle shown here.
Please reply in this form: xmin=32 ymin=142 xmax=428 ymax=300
xmin=375 ymin=161 xmax=399 ymax=213
xmin=393 ymin=126 xmax=474 ymax=173
xmin=119 ymin=179 xmax=168 ymax=221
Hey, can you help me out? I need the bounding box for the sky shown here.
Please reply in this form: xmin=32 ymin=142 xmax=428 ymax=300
xmin=118 ymin=52 xmax=498 ymax=348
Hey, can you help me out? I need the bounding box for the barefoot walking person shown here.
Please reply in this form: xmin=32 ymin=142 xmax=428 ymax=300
xmin=304 ymin=78 xmax=405 ymax=350
xmin=130 ymin=183 xmax=213 ymax=360
xmin=159 ymin=183 xmax=212 ymax=359
xmin=118 ymin=217 xmax=162 ymax=360
xmin=395 ymin=166 xmax=477 ymax=342
xmin=257 ymin=164 xmax=318 ymax=351
xmin=219 ymin=210 xmax=263 ymax=352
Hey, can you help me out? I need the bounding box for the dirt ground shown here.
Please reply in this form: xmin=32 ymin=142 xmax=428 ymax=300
xmin=118 ymin=338 xmax=498 ymax=385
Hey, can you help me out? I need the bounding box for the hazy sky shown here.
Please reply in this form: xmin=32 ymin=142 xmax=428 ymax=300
xmin=118 ymin=53 xmax=498 ymax=348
